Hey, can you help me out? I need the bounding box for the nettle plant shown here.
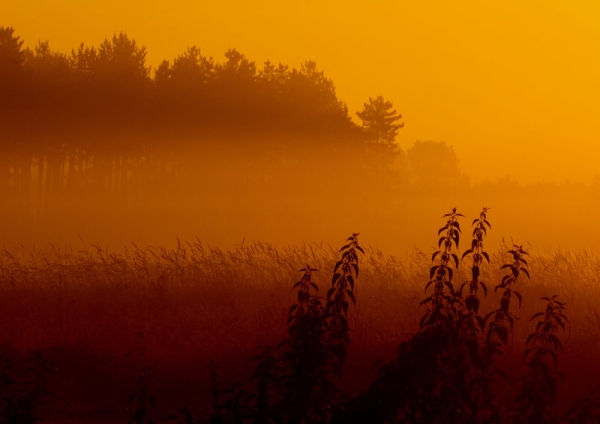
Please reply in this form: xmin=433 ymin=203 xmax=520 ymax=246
xmin=340 ymin=208 xmax=572 ymax=424
xmin=165 ymin=210 xmax=600 ymax=424
xmin=205 ymin=234 xmax=364 ymax=424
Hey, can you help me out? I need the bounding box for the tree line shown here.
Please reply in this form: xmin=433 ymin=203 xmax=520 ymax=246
xmin=0 ymin=26 xmax=426 ymax=218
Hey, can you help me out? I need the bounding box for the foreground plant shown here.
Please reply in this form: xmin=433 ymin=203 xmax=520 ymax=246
xmin=326 ymin=233 xmax=362 ymax=376
xmin=274 ymin=234 xmax=363 ymax=423
xmin=511 ymin=296 xmax=567 ymax=424
xmin=420 ymin=207 xmax=463 ymax=327
xmin=206 ymin=234 xmax=364 ymax=424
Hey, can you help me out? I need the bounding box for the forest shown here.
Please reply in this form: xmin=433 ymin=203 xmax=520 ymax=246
xmin=1 ymin=26 xmax=600 ymax=423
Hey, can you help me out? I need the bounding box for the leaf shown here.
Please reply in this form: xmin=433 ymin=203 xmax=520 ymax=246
xmin=346 ymin=290 xmax=356 ymax=305
xmin=310 ymin=282 xmax=319 ymax=292
xmin=461 ymin=249 xmax=473 ymax=260
xmin=419 ymin=313 xmax=429 ymax=328
xmin=530 ymin=312 xmax=544 ymax=321
xmin=520 ymin=268 xmax=530 ymax=279
xmin=334 ymin=260 xmax=343 ymax=273
xmin=523 ymin=347 xmax=535 ymax=359
xmin=332 ymin=273 xmax=341 ymax=286
xmin=420 ymin=296 xmax=433 ymax=306
xmin=482 ymin=252 xmax=490 ymax=263
xmin=430 ymin=265 xmax=439 ymax=280
xmin=443 ymin=280 xmax=455 ymax=294
xmin=507 ymin=314 xmax=514 ymax=330
xmin=348 ymin=275 xmax=355 ymax=290
xmin=327 ymin=287 xmax=336 ymax=300
xmin=496 ymin=326 xmax=509 ymax=346
xmin=339 ymin=244 xmax=350 ymax=252
xmin=352 ymin=263 xmax=359 ymax=277
xmin=451 ymin=253 xmax=459 ymax=268
xmin=480 ymin=281 xmax=488 ymax=296
xmin=326 ymin=300 xmax=334 ymax=311
xmin=438 ymin=237 xmax=445 ymax=248
xmin=514 ymin=290 xmax=523 ymax=308
xmin=424 ymin=280 xmax=436 ymax=293
xmin=356 ymin=245 xmax=365 ymax=254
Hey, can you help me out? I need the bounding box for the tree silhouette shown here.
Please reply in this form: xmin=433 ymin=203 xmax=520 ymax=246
xmin=70 ymin=42 xmax=98 ymax=82
xmin=357 ymin=95 xmax=404 ymax=144
xmin=356 ymin=95 xmax=404 ymax=171
xmin=0 ymin=27 xmax=396 ymax=227
xmin=0 ymin=26 xmax=25 ymax=83
xmin=155 ymin=46 xmax=214 ymax=92
xmin=406 ymin=140 xmax=469 ymax=189
xmin=96 ymin=32 xmax=150 ymax=86
xmin=24 ymin=41 xmax=72 ymax=92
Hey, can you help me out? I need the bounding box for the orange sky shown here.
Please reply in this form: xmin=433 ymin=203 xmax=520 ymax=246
xmin=4 ymin=0 xmax=599 ymax=184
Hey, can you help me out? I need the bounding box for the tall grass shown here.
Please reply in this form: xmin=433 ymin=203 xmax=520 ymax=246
xmin=1 ymin=223 xmax=600 ymax=421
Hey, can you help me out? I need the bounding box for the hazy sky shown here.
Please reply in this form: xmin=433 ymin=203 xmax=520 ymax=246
xmin=4 ymin=0 xmax=599 ymax=183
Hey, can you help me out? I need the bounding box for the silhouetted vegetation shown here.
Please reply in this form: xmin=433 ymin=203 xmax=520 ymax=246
xmin=0 ymin=211 xmax=598 ymax=422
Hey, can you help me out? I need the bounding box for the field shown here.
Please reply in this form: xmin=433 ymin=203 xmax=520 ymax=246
xmin=2 ymin=224 xmax=600 ymax=422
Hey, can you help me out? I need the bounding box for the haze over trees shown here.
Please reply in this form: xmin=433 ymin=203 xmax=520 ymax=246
xmin=0 ymin=26 xmax=597 ymax=253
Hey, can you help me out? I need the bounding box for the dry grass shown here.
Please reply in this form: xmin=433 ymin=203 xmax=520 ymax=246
xmin=1 ymin=240 xmax=600 ymax=420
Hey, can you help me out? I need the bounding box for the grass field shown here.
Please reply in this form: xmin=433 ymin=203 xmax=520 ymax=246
xmin=1 ymin=229 xmax=600 ymax=422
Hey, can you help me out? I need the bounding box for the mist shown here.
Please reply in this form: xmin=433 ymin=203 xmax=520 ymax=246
xmin=1 ymin=28 xmax=598 ymax=256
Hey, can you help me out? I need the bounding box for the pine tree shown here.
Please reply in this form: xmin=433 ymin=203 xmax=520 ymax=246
xmin=356 ymin=95 xmax=404 ymax=171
